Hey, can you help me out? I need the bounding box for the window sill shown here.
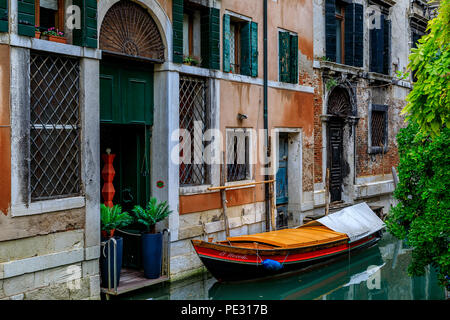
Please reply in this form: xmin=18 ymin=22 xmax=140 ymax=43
xmin=179 ymin=185 xmax=214 ymax=196
xmin=7 ymin=33 xmax=101 ymax=60
xmin=225 ymin=179 xmax=256 ymax=190
xmin=316 ymin=60 xmax=363 ymax=75
xmin=11 ymin=196 xmax=86 ymax=217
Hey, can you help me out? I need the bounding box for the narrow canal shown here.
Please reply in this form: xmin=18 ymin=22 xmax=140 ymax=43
xmin=120 ymin=232 xmax=446 ymax=300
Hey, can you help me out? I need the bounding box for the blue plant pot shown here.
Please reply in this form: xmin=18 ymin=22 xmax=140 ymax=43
xmin=141 ymin=232 xmax=163 ymax=279
xmin=100 ymin=236 xmax=123 ymax=288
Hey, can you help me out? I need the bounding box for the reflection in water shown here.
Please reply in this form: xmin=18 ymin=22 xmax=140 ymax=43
xmin=120 ymin=233 xmax=445 ymax=300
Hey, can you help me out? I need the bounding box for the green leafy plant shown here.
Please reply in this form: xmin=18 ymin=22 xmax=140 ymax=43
xmin=183 ymin=55 xmax=200 ymax=66
xmin=132 ymin=198 xmax=172 ymax=233
xmin=100 ymin=204 xmax=133 ymax=237
xmin=42 ymin=27 xmax=64 ymax=37
xmin=401 ymin=0 xmax=449 ymax=137
xmin=326 ymin=78 xmax=338 ymax=91
xmin=386 ymin=123 xmax=450 ymax=289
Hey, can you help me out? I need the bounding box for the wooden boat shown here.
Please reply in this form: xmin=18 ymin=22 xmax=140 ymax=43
xmin=191 ymin=203 xmax=385 ymax=282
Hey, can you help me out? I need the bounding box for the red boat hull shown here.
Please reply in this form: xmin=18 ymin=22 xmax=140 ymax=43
xmin=192 ymin=234 xmax=381 ymax=282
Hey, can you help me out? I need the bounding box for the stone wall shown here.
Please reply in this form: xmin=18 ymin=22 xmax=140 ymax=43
xmin=0 ymin=229 xmax=100 ymax=300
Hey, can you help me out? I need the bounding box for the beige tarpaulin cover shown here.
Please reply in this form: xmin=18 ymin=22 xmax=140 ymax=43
xmin=312 ymin=202 xmax=386 ymax=243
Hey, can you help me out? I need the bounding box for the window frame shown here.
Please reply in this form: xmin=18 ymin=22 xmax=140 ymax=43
xmin=368 ymin=104 xmax=389 ymax=154
xmin=225 ymin=128 xmax=253 ymax=183
xmin=34 ymin=0 xmax=65 ymax=32
xmin=335 ymin=3 xmax=345 ymax=64
xmin=278 ymin=28 xmax=298 ymax=84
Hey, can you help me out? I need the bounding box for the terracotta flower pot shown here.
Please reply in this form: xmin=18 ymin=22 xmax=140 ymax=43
xmin=48 ymin=35 xmax=67 ymax=44
xmin=35 ymin=31 xmax=41 ymax=39
xmin=101 ymin=229 xmax=116 ymax=238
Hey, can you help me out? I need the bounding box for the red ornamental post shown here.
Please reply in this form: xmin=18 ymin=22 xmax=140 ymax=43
xmin=102 ymin=148 xmax=116 ymax=208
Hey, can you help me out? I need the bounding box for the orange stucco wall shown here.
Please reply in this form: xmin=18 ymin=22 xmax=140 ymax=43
xmin=178 ymin=0 xmax=315 ymax=215
xmin=0 ymin=44 xmax=11 ymax=216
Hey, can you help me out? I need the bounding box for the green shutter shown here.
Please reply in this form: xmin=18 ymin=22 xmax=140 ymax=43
xmin=240 ymin=21 xmax=251 ymax=76
xmin=353 ymin=4 xmax=364 ymax=67
xmin=73 ymin=0 xmax=98 ymax=48
xmin=289 ymin=34 xmax=298 ymax=84
xmin=325 ymin=0 xmax=336 ymax=62
xmin=345 ymin=3 xmax=364 ymax=67
xmin=344 ymin=4 xmax=354 ymax=66
xmin=0 ymin=0 xmax=7 ymax=32
xmin=250 ymin=22 xmax=258 ymax=77
xmin=172 ymin=0 xmax=184 ymax=63
xmin=222 ymin=14 xmax=231 ymax=72
xmin=201 ymin=7 xmax=220 ymax=70
xmin=370 ymin=14 xmax=385 ymax=73
xmin=17 ymin=0 xmax=35 ymax=37
xmin=383 ymin=19 xmax=391 ymax=75
xmin=279 ymin=31 xmax=290 ymax=83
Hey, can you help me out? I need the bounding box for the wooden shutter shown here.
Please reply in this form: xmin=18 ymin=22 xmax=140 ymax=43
xmin=72 ymin=0 xmax=98 ymax=48
xmin=201 ymin=7 xmax=220 ymax=70
xmin=240 ymin=21 xmax=251 ymax=76
xmin=0 ymin=0 xmax=7 ymax=32
xmin=383 ymin=19 xmax=391 ymax=75
xmin=353 ymin=4 xmax=364 ymax=67
xmin=172 ymin=0 xmax=184 ymax=63
xmin=250 ymin=21 xmax=258 ymax=77
xmin=222 ymin=14 xmax=231 ymax=72
xmin=279 ymin=31 xmax=290 ymax=83
xmin=370 ymin=14 xmax=384 ymax=73
xmin=18 ymin=0 xmax=35 ymax=37
xmin=290 ymin=34 xmax=298 ymax=84
xmin=325 ymin=0 xmax=336 ymax=62
xmin=345 ymin=3 xmax=364 ymax=67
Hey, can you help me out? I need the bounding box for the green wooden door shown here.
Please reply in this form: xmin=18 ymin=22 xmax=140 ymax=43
xmin=100 ymin=62 xmax=153 ymax=210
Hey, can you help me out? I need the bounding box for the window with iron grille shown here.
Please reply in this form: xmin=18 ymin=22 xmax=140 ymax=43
xmin=226 ymin=128 xmax=251 ymax=182
xmin=179 ymin=75 xmax=210 ymax=186
xmin=29 ymin=52 xmax=81 ymax=201
xmin=369 ymin=104 xmax=388 ymax=154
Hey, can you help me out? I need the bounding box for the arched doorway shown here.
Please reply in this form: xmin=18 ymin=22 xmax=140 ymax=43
xmin=326 ymin=87 xmax=353 ymax=202
xmin=99 ymin=0 xmax=165 ymax=212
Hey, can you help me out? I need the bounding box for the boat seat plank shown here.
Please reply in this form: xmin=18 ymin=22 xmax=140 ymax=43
xmin=227 ymin=226 xmax=348 ymax=248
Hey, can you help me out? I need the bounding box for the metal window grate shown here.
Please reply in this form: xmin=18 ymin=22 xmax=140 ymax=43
xmin=371 ymin=110 xmax=386 ymax=147
xmin=30 ymin=52 xmax=81 ymax=201
xmin=227 ymin=129 xmax=249 ymax=182
xmin=179 ymin=75 xmax=209 ymax=186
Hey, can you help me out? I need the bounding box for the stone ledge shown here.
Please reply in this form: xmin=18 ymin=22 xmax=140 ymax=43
xmin=0 ymin=248 xmax=84 ymax=279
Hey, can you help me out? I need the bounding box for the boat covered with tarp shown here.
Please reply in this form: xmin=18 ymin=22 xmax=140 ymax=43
xmin=191 ymin=202 xmax=385 ymax=282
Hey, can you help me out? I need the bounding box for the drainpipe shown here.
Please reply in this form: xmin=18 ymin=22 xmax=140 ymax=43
xmin=263 ymin=0 xmax=270 ymax=231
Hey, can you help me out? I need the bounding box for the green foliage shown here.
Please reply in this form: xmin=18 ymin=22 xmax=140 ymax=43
xmin=326 ymin=78 xmax=338 ymax=91
xmin=402 ymin=0 xmax=450 ymax=137
xmin=386 ymin=123 xmax=450 ymax=288
xmin=132 ymin=197 xmax=172 ymax=233
xmin=100 ymin=204 xmax=133 ymax=233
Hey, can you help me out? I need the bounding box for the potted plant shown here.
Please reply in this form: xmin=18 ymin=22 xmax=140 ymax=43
xmin=183 ymin=55 xmax=200 ymax=66
xmin=42 ymin=27 xmax=67 ymax=44
xmin=100 ymin=204 xmax=132 ymax=288
xmin=35 ymin=26 xmax=41 ymax=39
xmin=132 ymin=198 xmax=172 ymax=279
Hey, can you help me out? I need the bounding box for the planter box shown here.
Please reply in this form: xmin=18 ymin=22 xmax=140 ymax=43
xmin=48 ymin=35 xmax=67 ymax=44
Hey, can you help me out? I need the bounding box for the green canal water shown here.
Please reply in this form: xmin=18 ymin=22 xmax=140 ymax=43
xmin=120 ymin=232 xmax=446 ymax=300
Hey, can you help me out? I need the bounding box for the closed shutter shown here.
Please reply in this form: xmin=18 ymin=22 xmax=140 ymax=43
xmin=383 ymin=19 xmax=391 ymax=75
xmin=0 ymin=0 xmax=7 ymax=32
xmin=201 ymin=7 xmax=220 ymax=70
xmin=290 ymin=34 xmax=298 ymax=84
xmin=279 ymin=31 xmax=290 ymax=83
xmin=344 ymin=4 xmax=354 ymax=66
xmin=370 ymin=14 xmax=384 ymax=73
xmin=325 ymin=0 xmax=336 ymax=62
xmin=250 ymin=22 xmax=258 ymax=77
xmin=222 ymin=14 xmax=231 ymax=72
xmin=18 ymin=0 xmax=35 ymax=37
xmin=240 ymin=21 xmax=251 ymax=76
xmin=172 ymin=0 xmax=184 ymax=63
xmin=353 ymin=4 xmax=364 ymax=67
xmin=73 ymin=0 xmax=97 ymax=48
xmin=344 ymin=3 xmax=364 ymax=67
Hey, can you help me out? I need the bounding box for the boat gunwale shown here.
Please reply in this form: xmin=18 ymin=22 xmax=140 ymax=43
xmin=191 ymin=237 xmax=350 ymax=256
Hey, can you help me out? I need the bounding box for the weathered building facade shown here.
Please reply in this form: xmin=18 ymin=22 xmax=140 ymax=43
xmin=0 ymin=0 xmax=435 ymax=299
